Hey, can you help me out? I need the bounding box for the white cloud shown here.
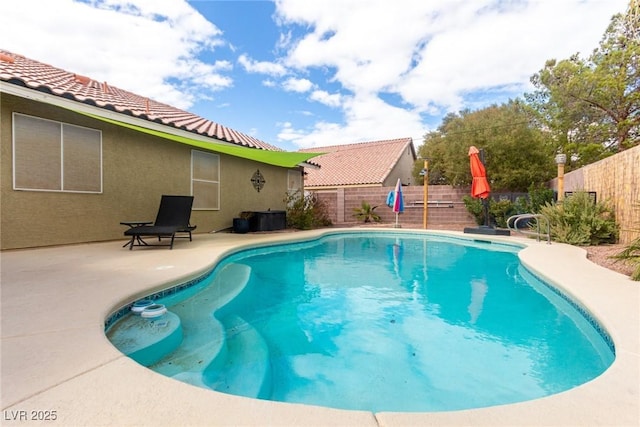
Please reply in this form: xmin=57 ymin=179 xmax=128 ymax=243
xmin=310 ymin=90 xmax=342 ymax=108
xmin=277 ymin=121 xmax=312 ymax=143
xmin=0 ymin=0 xmax=229 ymax=110
xmin=179 ymin=59 xmax=233 ymax=91
xmin=278 ymin=93 xmax=425 ymax=148
xmin=394 ymin=0 xmax=627 ymax=112
xmin=276 ymin=30 xmax=294 ymax=52
xmin=1 ymin=0 xmax=628 ymax=151
xmin=283 ymin=77 xmax=314 ymax=93
xmin=238 ymin=54 xmax=287 ymax=76
xmin=274 ymin=0 xmax=628 ymax=148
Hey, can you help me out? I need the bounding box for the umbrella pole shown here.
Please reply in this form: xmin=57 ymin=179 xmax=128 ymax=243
xmin=483 ymin=198 xmax=489 ymax=227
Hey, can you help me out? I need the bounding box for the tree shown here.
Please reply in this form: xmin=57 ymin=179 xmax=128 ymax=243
xmin=414 ymin=100 xmax=555 ymax=192
xmin=527 ymin=5 xmax=639 ymax=167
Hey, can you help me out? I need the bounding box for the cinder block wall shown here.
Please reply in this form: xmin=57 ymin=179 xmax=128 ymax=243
xmin=313 ymin=185 xmax=476 ymax=228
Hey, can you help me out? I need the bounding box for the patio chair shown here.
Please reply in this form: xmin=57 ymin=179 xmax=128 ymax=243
xmin=122 ymin=195 xmax=196 ymax=250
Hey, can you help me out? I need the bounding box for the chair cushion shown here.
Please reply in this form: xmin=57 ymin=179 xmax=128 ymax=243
xmin=124 ymin=226 xmax=178 ymax=236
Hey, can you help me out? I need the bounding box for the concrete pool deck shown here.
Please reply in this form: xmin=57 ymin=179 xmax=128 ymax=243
xmin=1 ymin=228 xmax=638 ymax=426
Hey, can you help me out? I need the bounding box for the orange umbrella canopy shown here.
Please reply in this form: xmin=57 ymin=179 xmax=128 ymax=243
xmin=469 ymin=146 xmax=490 ymax=199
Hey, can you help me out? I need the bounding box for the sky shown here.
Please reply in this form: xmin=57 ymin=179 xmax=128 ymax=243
xmin=0 ymin=0 xmax=629 ymax=151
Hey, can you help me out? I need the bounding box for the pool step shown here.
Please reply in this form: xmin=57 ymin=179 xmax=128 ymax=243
xmin=106 ymin=311 xmax=182 ymax=367
xmin=149 ymin=263 xmax=252 ymax=380
xmin=205 ymin=314 xmax=272 ymax=399
xmin=149 ymin=313 xmax=227 ymax=378
xmin=166 ymin=262 xmax=252 ymax=314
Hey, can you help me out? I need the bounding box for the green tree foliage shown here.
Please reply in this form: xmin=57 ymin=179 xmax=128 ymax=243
xmin=415 ymin=5 xmax=637 ymax=192
xmin=415 ymin=101 xmax=555 ymax=191
xmin=527 ymin=7 xmax=639 ymax=167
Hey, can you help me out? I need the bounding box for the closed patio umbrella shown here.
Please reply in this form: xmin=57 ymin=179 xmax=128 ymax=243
xmin=469 ymin=146 xmax=490 ymax=199
xmin=469 ymin=146 xmax=490 ymax=226
xmin=393 ymin=178 xmax=404 ymax=228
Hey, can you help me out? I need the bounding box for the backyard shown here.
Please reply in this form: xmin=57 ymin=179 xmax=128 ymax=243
xmin=1 ymin=228 xmax=637 ymax=426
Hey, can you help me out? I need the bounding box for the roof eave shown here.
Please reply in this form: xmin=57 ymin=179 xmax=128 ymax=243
xmin=379 ymin=137 xmax=416 ymax=183
xmin=2 ymin=82 xmax=322 ymax=169
xmin=1 ymin=82 xmax=241 ymax=149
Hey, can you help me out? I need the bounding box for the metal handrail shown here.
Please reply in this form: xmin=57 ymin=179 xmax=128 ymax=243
xmin=507 ymin=213 xmax=551 ymax=244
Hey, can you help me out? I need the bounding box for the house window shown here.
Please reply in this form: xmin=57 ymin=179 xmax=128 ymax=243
xmin=12 ymin=113 xmax=102 ymax=193
xmin=288 ymin=170 xmax=302 ymax=193
xmin=191 ymin=150 xmax=219 ymax=210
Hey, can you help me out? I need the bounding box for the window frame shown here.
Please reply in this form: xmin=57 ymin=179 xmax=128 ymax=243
xmin=191 ymin=149 xmax=220 ymax=210
xmin=287 ymin=169 xmax=302 ymax=193
xmin=12 ymin=112 xmax=103 ymax=194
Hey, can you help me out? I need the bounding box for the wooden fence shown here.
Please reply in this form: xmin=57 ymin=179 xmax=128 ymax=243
xmin=550 ymin=145 xmax=639 ymax=244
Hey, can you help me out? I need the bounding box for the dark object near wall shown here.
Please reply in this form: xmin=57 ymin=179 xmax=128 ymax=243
xmin=564 ymin=191 xmax=597 ymax=204
xmin=232 ymin=217 xmax=250 ymax=234
xmin=246 ymin=210 xmax=286 ymax=231
xmin=463 ymin=225 xmax=510 ymax=236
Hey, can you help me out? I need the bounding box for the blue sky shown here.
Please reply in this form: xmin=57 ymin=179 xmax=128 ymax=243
xmin=0 ymin=0 xmax=629 ymax=151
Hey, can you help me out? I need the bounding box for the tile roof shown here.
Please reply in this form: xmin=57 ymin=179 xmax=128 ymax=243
xmin=300 ymin=138 xmax=415 ymax=187
xmin=0 ymin=50 xmax=280 ymax=151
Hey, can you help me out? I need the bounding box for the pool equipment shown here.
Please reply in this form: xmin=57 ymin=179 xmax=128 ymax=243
xmin=140 ymin=304 xmax=168 ymax=318
xmin=130 ymin=299 xmax=154 ymax=315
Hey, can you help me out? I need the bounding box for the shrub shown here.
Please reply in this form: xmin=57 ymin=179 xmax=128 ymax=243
xmin=463 ymin=195 xmax=486 ymax=225
xmin=527 ymin=185 xmax=555 ymax=213
xmin=463 ymin=196 xmax=518 ymax=228
xmin=513 ymin=184 xmax=555 ymax=214
xmin=613 ymin=203 xmax=640 ymax=280
xmin=284 ymin=190 xmax=332 ymax=230
xmin=464 ymin=185 xmax=555 ymax=228
xmin=614 ymin=238 xmax=640 ymax=280
xmin=489 ymin=199 xmax=519 ymax=228
xmin=352 ymin=201 xmax=381 ymax=223
xmin=539 ymin=191 xmax=618 ymax=245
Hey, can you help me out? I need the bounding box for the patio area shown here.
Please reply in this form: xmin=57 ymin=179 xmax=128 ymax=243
xmin=1 ymin=229 xmax=638 ymax=426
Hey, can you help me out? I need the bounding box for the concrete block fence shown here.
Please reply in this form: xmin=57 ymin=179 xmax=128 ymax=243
xmin=312 ymin=185 xmax=476 ymax=228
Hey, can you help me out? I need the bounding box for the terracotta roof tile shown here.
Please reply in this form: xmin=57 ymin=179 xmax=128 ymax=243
xmin=0 ymin=50 xmax=281 ymax=152
xmin=0 ymin=52 xmax=15 ymax=63
xmin=300 ymin=138 xmax=415 ymax=187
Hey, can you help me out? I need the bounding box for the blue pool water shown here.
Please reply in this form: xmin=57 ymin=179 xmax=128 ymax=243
xmin=107 ymin=232 xmax=615 ymax=412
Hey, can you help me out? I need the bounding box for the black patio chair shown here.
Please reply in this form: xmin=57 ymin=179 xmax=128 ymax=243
xmin=122 ymin=195 xmax=196 ymax=250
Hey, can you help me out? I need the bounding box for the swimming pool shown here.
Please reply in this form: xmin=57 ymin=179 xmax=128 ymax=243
xmin=106 ymin=232 xmax=614 ymax=412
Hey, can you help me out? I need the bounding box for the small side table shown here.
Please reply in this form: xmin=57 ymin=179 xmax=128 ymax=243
xmin=120 ymin=221 xmax=153 ymax=248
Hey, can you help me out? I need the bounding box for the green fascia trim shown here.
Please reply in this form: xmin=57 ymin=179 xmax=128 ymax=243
xmin=75 ymin=110 xmax=321 ymax=168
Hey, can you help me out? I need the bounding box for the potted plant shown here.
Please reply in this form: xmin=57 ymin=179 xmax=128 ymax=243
xmin=232 ymin=211 xmax=252 ymax=234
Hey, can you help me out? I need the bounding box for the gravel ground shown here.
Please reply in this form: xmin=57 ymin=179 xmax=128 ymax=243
xmin=585 ymin=244 xmax=636 ymax=277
